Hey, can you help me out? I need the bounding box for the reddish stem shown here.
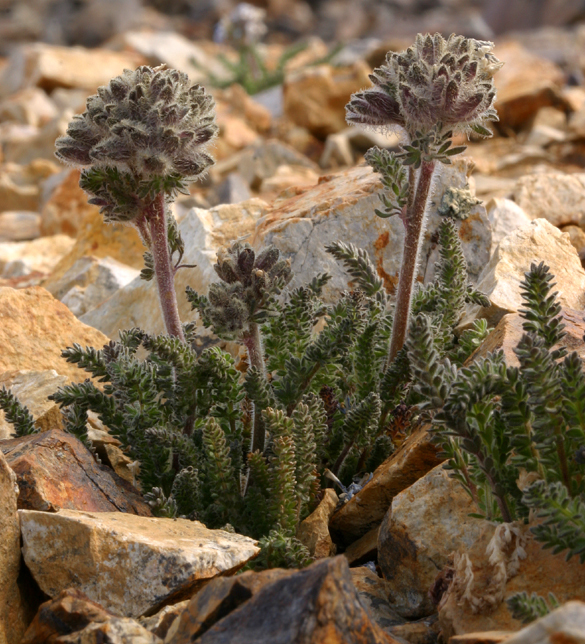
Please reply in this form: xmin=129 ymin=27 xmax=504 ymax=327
xmin=387 ymin=160 xmax=436 ymax=364
xmin=146 ymin=193 xmax=185 ymax=342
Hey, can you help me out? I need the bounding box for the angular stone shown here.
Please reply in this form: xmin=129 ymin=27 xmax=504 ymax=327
xmin=0 ymin=287 xmax=109 ymax=382
xmin=0 ymin=211 xmax=40 ymax=242
xmin=1 ymin=429 xmax=151 ymax=515
xmin=59 ymin=618 xmax=160 ymax=643
xmin=513 ymin=172 xmax=585 ymax=228
xmin=46 ymin=255 xmax=140 ymax=317
xmin=343 ymin=526 xmax=379 ymax=567
xmin=0 ymin=235 xmax=75 ymax=279
xmin=283 ymin=62 xmax=372 ymax=138
xmin=560 ymin=224 xmax=585 ymax=261
xmin=350 ymin=567 xmax=404 ymax=631
xmin=297 ymin=488 xmax=338 ymax=558
xmin=329 ymin=424 xmax=442 ymax=546
xmin=460 ymin=219 xmax=585 ymax=329
xmin=378 ymin=465 xmax=485 ymax=619
xmin=260 ymin=164 xmax=320 ymax=195
xmin=0 ymin=370 xmax=65 ymax=440
xmin=20 ymin=509 xmax=260 ymax=618
xmin=0 ymin=87 xmax=58 ymax=127
xmin=80 ymin=200 xmax=267 ymax=338
xmin=503 ymin=602 xmax=585 ymax=644
xmin=254 ymin=160 xmax=490 ymax=305
xmin=138 ymin=601 xmax=189 ymax=640
xmin=170 ymin=556 xmax=398 ymax=644
xmin=387 ymin=616 xmax=440 ymax=644
xmin=486 ymin=199 xmax=531 ymax=255
xmin=168 ymin=569 xmax=294 ymax=642
xmin=0 ymin=169 xmax=39 ymax=212
xmin=21 ymin=588 xmax=115 ymax=644
xmin=0 ymin=449 xmax=30 ymax=644
xmin=0 ymin=43 xmax=144 ymax=96
xmin=449 ymin=632 xmax=513 ymax=644
xmin=468 ymin=309 xmax=585 ymax=368
xmin=492 ymin=42 xmax=566 ymax=129
xmin=438 ymin=523 xmax=585 ymax=638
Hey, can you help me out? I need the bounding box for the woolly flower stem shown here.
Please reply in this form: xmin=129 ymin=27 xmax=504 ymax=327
xmin=387 ymin=159 xmax=436 ymax=365
xmin=146 ymin=193 xmax=185 ymax=343
xmin=243 ymin=321 xmax=266 ymax=453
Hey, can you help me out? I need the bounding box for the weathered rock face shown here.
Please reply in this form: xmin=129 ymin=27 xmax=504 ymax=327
xmin=350 ymin=567 xmax=404 ymax=631
xmin=467 ymin=309 xmax=585 ymax=367
xmin=561 ymin=224 xmax=585 ymax=262
xmin=297 ymin=488 xmax=338 ymax=558
xmin=0 ymin=234 xmax=75 ymax=280
xmin=283 ymin=62 xmax=372 ymax=138
xmin=343 ymin=526 xmax=379 ymax=567
xmin=0 ymin=43 xmax=144 ymax=97
xmin=0 ymin=211 xmax=40 ymax=241
xmin=138 ymin=600 xmax=189 ymax=641
xmin=0 ymin=370 xmax=65 ymax=439
xmin=329 ymin=424 xmax=442 ymax=547
xmin=254 ymin=160 xmax=490 ymax=304
xmin=0 ymin=287 xmax=109 ymax=382
xmin=460 ymin=219 xmax=585 ymax=329
xmin=502 ymin=602 xmax=585 ymax=644
xmin=438 ymin=522 xmax=585 ymax=638
xmin=377 ymin=465 xmax=485 ymax=619
xmin=0 ymin=429 xmax=151 ymax=515
xmin=80 ymin=199 xmax=268 ymax=338
xmin=512 ymin=172 xmax=585 ymax=228
xmin=51 ymin=618 xmax=161 ymax=643
xmin=486 ymin=199 xmax=531 ymax=256
xmin=492 ymin=41 xmax=566 ymax=129
xmin=0 ymin=87 xmax=58 ymax=127
xmin=20 ymin=588 xmax=115 ymax=644
xmin=169 ymin=556 xmax=399 ymax=644
xmin=20 ymin=509 xmax=260 ymax=619
xmin=0 ymin=449 xmax=30 ymax=644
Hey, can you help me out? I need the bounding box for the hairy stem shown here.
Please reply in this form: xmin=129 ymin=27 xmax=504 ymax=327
xmin=146 ymin=193 xmax=185 ymax=342
xmin=388 ymin=160 xmax=436 ymax=364
xmin=286 ymin=363 xmax=321 ymax=417
xmin=243 ymin=321 xmax=266 ymax=453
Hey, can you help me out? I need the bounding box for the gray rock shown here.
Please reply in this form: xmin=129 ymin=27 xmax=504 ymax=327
xmin=212 ymin=172 xmax=252 ymax=206
xmin=20 ymin=509 xmax=260 ymax=619
xmin=377 ymin=464 xmax=485 ymax=619
xmin=486 ymin=198 xmax=532 ymax=255
xmin=46 ymin=255 xmax=140 ymax=318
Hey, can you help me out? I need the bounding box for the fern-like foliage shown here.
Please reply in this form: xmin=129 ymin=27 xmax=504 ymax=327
xmin=0 ymin=386 xmax=37 ymax=437
xmin=506 ymin=592 xmax=560 ymax=624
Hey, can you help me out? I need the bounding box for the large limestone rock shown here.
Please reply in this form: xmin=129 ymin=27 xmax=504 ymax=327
xmin=377 ymin=465 xmax=485 ymax=619
xmin=512 ymin=172 xmax=585 ymax=228
xmin=80 ymin=199 xmax=268 ymax=338
xmin=0 ymin=370 xmax=65 ymax=440
xmin=296 ymin=488 xmax=338 ymax=558
xmin=486 ymin=199 xmax=531 ymax=256
xmin=169 ymin=556 xmax=399 ymax=644
xmin=0 ymin=43 xmax=144 ymax=97
xmin=254 ymin=160 xmax=490 ymax=303
xmin=20 ymin=509 xmax=260 ymax=619
xmin=1 ymin=429 xmax=151 ymax=514
xmin=0 ymin=87 xmax=58 ymax=127
xmin=0 ymin=211 xmax=40 ymax=242
xmin=329 ymin=424 xmax=442 ymax=547
xmin=438 ymin=522 xmax=585 ymax=638
xmin=0 ymin=287 xmax=109 ymax=382
xmin=0 ymin=235 xmax=75 ymax=279
xmin=460 ymin=219 xmax=585 ymax=329
xmin=0 ymin=450 xmax=30 ymax=644
xmin=503 ymin=602 xmax=585 ymax=644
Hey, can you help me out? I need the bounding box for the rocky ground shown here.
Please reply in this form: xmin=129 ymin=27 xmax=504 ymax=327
xmin=1 ymin=1 xmax=585 ymax=643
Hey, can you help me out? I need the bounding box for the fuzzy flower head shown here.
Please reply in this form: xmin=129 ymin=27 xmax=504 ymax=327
xmin=55 ymin=65 xmax=218 ymax=223
xmin=346 ymin=33 xmax=502 ymax=141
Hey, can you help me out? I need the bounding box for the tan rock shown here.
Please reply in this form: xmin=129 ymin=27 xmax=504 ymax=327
xmin=0 ymin=43 xmax=144 ymax=96
xmin=20 ymin=509 xmax=260 ymax=618
xmin=0 ymin=370 xmax=66 ymax=440
xmin=468 ymin=309 xmax=585 ymax=368
xmin=343 ymin=525 xmax=379 ymax=566
xmin=438 ymin=522 xmax=585 ymax=638
xmin=449 ymin=632 xmax=513 ymax=644
xmin=486 ymin=199 xmax=532 ymax=256
xmin=297 ymin=488 xmax=338 ymax=558
xmin=378 ymin=465 xmax=485 ymax=619
xmin=388 ymin=616 xmax=441 ymax=644
xmin=560 ymin=224 xmax=585 ymax=259
xmin=493 ymin=42 xmax=566 ymax=129
xmin=80 ymin=200 xmax=267 ymax=338
xmin=460 ymin=219 xmax=585 ymax=329
xmin=1 ymin=429 xmax=151 ymax=514
xmin=0 ymin=450 xmax=30 ymax=644
xmin=0 ymin=286 xmax=109 ymax=382
xmin=503 ymin=602 xmax=585 ymax=644
xmin=0 ymin=87 xmax=58 ymax=127
xmin=57 ymin=617 xmax=161 ymax=643
xmin=259 ymin=163 xmax=320 ymax=194
xmin=0 ymin=235 xmax=75 ymax=279
xmin=0 ymin=211 xmax=40 ymax=242
xmin=138 ymin=600 xmax=188 ymax=640
xmin=513 ymin=173 xmax=585 ymax=228
xmin=0 ymin=169 xmax=38 ymax=212
xmin=40 ymin=168 xmax=100 ymax=238
xmin=283 ymin=62 xmax=372 ymax=138
xmin=329 ymin=424 xmax=442 ymax=546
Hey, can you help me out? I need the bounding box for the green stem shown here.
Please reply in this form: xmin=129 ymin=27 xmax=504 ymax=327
xmin=286 ymin=363 xmax=321 ymax=417
xmin=146 ymin=193 xmax=185 ymax=343
xmin=388 ymin=160 xmax=436 ymax=364
xmin=243 ymin=321 xmax=266 ymax=454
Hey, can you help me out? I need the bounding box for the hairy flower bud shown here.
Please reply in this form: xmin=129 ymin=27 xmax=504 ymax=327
xmin=346 ymin=33 xmax=502 ymax=140
xmin=55 ymin=65 xmax=218 ymax=223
